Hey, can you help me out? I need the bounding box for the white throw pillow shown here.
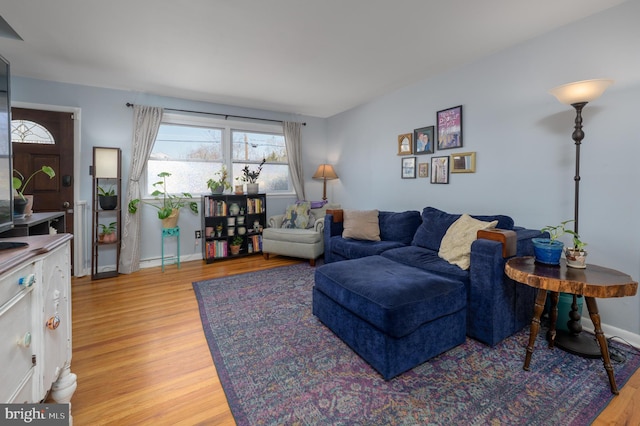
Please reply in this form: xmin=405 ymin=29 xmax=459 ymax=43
xmin=439 ymin=214 xmax=498 ymax=270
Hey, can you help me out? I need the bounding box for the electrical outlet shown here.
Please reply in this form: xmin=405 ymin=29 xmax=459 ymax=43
xmin=195 ymin=230 xmax=202 ymax=239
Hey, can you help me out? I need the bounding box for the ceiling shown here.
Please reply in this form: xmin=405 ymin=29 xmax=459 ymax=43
xmin=0 ymin=0 xmax=627 ymax=118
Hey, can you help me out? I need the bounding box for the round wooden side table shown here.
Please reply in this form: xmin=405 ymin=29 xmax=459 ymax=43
xmin=505 ymin=256 xmax=637 ymax=395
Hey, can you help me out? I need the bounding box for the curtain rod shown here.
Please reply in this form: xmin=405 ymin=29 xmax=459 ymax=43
xmin=125 ymin=103 xmax=306 ymax=126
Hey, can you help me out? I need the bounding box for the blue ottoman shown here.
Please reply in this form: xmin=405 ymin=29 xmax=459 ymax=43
xmin=313 ymin=255 xmax=467 ymax=380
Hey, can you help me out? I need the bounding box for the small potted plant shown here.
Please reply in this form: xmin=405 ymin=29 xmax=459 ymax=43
xmin=229 ymin=235 xmax=243 ymax=255
xmin=237 ymin=158 xmax=266 ymax=194
xmin=97 ymin=185 xmax=118 ymax=210
xmin=128 ymin=171 xmax=198 ymax=228
xmin=206 ymin=165 xmax=232 ymax=194
xmin=12 ymin=166 xmax=56 ymax=217
xmin=564 ymin=233 xmax=588 ymax=269
xmin=532 ymin=219 xmax=574 ymax=265
xmin=98 ymin=222 xmax=117 ymax=243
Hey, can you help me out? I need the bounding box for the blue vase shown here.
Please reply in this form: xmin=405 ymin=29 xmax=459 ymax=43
xmin=531 ymin=238 xmax=564 ymax=265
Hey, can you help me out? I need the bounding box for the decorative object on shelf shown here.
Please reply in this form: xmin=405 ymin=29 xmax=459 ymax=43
xmin=312 ymin=164 xmax=339 ymax=200
xmin=230 ymin=235 xmax=243 ymax=255
xmin=549 ymin=78 xmax=613 ymax=355
xmin=450 ymin=152 xmax=476 ymax=173
xmin=229 ymin=203 xmax=240 ymax=216
xmin=532 ymin=220 xmax=574 ymax=265
xmin=228 ymin=226 xmax=235 ymax=236
xmin=205 ymin=226 xmax=213 ymax=237
xmin=238 ymin=158 xmax=266 ymax=194
xmin=234 ymin=184 xmax=244 ymax=195
xmin=98 ymin=221 xmax=117 ymax=243
xmin=12 ymin=165 xmax=56 ymax=218
xmin=253 ymin=220 xmax=260 ymax=233
xmin=397 ymin=133 xmax=413 ymax=155
xmin=437 ymin=105 xmax=463 ymax=150
xmin=227 ymin=217 xmax=236 ymax=226
xmin=413 ymin=126 xmax=434 ymax=155
xmin=128 ymin=171 xmax=198 ymax=227
xmin=237 ymin=216 xmax=245 ymax=225
xmin=206 ymin=164 xmax=232 ymax=194
xmin=238 ymin=226 xmax=246 ymax=235
xmin=216 ymin=224 xmax=223 ymax=237
xmin=430 ymin=156 xmax=450 ymax=184
xmin=401 ymin=157 xmax=416 ymax=179
xmin=97 ymin=185 xmax=118 ymax=210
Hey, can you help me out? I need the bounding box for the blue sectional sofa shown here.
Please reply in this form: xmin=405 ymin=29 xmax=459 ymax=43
xmin=314 ymin=206 xmax=543 ymax=379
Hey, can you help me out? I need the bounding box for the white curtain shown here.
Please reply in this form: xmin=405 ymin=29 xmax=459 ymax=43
xmin=119 ymin=105 xmax=163 ymax=274
xmin=283 ymin=121 xmax=305 ymax=200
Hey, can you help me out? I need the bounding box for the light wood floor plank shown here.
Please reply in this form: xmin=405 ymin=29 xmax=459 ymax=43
xmin=68 ymin=255 xmax=639 ymax=425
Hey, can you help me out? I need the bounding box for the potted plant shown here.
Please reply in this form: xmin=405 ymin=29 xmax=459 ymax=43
xmin=12 ymin=166 xmax=56 ymax=217
xmin=98 ymin=185 xmax=118 ymax=210
xmin=564 ymin=233 xmax=588 ymax=269
xmin=532 ymin=219 xmax=574 ymax=265
xmin=206 ymin=165 xmax=232 ymax=194
xmin=128 ymin=171 xmax=198 ymax=228
xmin=229 ymin=235 xmax=243 ymax=255
xmin=237 ymin=158 xmax=266 ymax=194
xmin=98 ymin=222 xmax=117 ymax=243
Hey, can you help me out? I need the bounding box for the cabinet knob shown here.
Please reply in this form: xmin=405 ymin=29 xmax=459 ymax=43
xmin=17 ymin=332 xmax=32 ymax=348
xmin=46 ymin=315 xmax=61 ymax=330
xmin=18 ymin=274 xmax=36 ymax=288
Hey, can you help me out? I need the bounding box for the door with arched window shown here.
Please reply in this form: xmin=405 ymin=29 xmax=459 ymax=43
xmin=11 ymin=107 xmax=74 ymax=266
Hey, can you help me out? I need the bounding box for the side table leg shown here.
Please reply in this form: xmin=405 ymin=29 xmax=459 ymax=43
xmin=524 ymin=289 xmax=548 ymax=371
xmin=584 ymin=296 xmax=618 ymax=395
xmin=547 ymin=291 xmax=559 ymax=348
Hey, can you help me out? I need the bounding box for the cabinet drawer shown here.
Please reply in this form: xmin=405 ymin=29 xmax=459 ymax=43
xmin=0 ymin=291 xmax=35 ymax=403
xmin=10 ymin=369 xmax=34 ymax=404
xmin=0 ymin=261 xmax=37 ymax=306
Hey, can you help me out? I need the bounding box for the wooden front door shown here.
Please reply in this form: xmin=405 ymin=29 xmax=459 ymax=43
xmin=11 ymin=107 xmax=75 ymax=263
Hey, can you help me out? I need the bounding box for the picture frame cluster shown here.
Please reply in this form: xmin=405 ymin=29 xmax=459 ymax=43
xmin=397 ymin=105 xmax=475 ymax=183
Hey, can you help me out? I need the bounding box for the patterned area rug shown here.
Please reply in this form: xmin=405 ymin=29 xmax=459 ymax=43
xmin=193 ymin=263 xmax=640 ymax=425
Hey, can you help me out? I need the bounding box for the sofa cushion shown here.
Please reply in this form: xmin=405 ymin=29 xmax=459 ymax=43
xmin=330 ymin=237 xmax=405 ymax=260
xmin=381 ymin=246 xmax=470 ymax=283
xmin=379 ymin=210 xmax=423 ymax=245
xmin=439 ymin=214 xmax=498 ymax=270
xmin=342 ymin=209 xmax=380 ymax=241
xmin=314 ymin=256 xmax=466 ymax=338
xmin=282 ymin=201 xmax=311 ymax=229
xmin=412 ymin=207 xmax=514 ymax=251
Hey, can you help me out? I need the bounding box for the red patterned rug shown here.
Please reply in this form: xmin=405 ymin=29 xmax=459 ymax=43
xmin=193 ymin=263 xmax=640 ymax=425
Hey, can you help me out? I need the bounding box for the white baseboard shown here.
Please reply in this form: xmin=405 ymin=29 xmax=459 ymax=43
xmin=581 ymin=317 xmax=640 ymax=349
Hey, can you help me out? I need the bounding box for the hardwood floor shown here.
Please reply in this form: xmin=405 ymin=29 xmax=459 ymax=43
xmin=69 ymin=256 xmax=639 ymax=425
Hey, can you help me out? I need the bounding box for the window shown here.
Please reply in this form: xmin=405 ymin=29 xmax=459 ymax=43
xmin=11 ymin=120 xmax=55 ymax=144
xmin=145 ymin=114 xmax=291 ymax=196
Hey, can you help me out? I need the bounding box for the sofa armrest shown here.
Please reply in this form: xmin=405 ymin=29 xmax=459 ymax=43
xmin=268 ymin=214 xmax=285 ymax=228
xmin=324 ymin=213 xmax=345 ymax=264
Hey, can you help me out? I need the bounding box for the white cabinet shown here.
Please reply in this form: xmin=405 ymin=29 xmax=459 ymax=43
xmin=0 ymin=234 xmax=76 ymax=406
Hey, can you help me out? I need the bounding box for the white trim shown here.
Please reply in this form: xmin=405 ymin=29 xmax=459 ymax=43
xmin=581 ymin=317 xmax=640 ymax=349
xmin=11 ymin=101 xmax=87 ymax=277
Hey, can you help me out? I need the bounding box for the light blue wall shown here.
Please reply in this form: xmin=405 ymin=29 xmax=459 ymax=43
xmin=10 ymin=79 xmax=327 ymax=269
xmin=327 ymin=1 xmax=640 ymax=335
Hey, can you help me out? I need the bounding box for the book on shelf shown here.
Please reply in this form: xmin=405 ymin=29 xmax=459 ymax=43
xmin=205 ymin=198 xmax=227 ymax=217
xmin=205 ymin=240 xmax=228 ymax=258
xmin=246 ymin=197 xmax=264 ymax=214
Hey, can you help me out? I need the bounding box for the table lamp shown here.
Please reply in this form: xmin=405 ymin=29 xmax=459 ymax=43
xmin=312 ymin=164 xmax=338 ymax=201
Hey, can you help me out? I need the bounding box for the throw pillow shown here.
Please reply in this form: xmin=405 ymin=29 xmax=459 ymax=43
xmin=438 ymin=213 xmax=498 ymax=270
xmin=281 ymin=201 xmax=311 ymax=229
xmin=342 ymin=209 xmax=380 ymax=241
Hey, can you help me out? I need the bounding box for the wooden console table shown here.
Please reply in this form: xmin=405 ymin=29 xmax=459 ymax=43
xmin=0 ymin=211 xmax=66 ymax=237
xmin=505 ymin=256 xmax=637 ymax=394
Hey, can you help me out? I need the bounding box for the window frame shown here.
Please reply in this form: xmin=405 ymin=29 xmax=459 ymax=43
xmin=143 ymin=113 xmax=293 ymax=199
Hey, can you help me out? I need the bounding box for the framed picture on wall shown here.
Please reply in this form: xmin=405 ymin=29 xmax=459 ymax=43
xmin=451 ymin=151 xmax=476 ymax=173
xmin=401 ymin=157 xmax=416 ymax=179
xmin=418 ymin=162 xmax=429 ymax=178
xmin=436 ymin=105 xmax=463 ymax=150
xmin=413 ymin=126 xmax=434 ymax=155
xmin=431 ymin=156 xmax=450 ymax=184
xmin=397 ymin=133 xmax=413 ymax=155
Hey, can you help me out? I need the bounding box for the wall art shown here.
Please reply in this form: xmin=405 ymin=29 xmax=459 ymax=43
xmin=413 ymin=126 xmax=434 ymax=155
xmin=436 ymin=105 xmax=463 ymax=150
xmin=431 ymin=156 xmax=450 ymax=184
xmin=397 ymin=133 xmax=413 ymax=155
xmin=451 ymin=151 xmax=476 ymax=173
xmin=401 ymin=157 xmax=416 ymax=179
xmin=418 ymin=162 xmax=429 ymax=178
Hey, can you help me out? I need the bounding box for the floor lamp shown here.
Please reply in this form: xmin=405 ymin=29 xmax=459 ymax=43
xmin=312 ymin=164 xmax=338 ymax=201
xmin=549 ymin=78 xmax=613 ymax=357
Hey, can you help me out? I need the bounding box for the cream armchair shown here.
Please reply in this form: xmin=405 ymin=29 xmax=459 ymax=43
xmin=262 ymin=203 xmax=340 ymax=266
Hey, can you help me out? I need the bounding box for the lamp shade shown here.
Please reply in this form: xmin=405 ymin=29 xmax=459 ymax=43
xmin=94 ymin=147 xmax=120 ymax=178
xmin=549 ymin=79 xmax=613 ymax=105
xmin=313 ymin=164 xmax=338 ymax=180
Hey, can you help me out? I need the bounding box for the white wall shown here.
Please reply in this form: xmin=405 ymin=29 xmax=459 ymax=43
xmin=326 ymin=1 xmax=640 ymax=336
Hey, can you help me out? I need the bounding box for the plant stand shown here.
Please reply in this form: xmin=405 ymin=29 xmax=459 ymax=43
xmin=161 ymin=226 xmax=180 ymax=272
